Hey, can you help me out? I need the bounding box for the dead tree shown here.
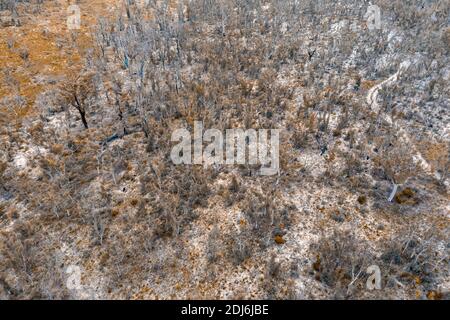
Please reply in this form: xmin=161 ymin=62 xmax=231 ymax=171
xmin=59 ymin=72 xmax=96 ymax=129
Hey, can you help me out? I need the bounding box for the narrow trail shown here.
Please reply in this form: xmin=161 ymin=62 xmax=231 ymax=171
xmin=366 ymin=61 xmax=441 ymax=181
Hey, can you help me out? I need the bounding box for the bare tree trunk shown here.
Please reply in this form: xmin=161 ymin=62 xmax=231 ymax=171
xmin=74 ymin=94 xmax=88 ymax=129
xmin=388 ymin=183 xmax=398 ymax=202
xmin=79 ymin=109 xmax=89 ymax=129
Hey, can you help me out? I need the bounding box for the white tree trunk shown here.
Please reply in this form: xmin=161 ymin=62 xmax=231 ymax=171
xmin=388 ymin=183 xmax=399 ymax=202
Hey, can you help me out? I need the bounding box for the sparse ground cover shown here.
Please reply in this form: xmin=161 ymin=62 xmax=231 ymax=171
xmin=0 ymin=0 xmax=448 ymax=299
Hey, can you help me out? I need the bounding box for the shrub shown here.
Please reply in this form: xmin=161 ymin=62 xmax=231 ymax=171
xmin=310 ymin=230 xmax=373 ymax=298
xmin=379 ymin=231 xmax=447 ymax=292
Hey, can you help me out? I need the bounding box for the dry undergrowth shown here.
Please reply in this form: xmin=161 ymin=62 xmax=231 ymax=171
xmin=0 ymin=0 xmax=448 ymax=299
